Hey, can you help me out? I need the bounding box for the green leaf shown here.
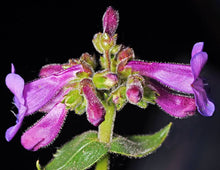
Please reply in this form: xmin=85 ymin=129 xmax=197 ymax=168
xmin=110 ymin=122 xmax=172 ymax=158
xmin=44 ymin=131 xmax=108 ymax=170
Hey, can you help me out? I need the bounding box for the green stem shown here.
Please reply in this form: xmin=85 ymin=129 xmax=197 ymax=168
xmin=95 ymin=155 xmax=109 ymax=170
xmin=104 ymin=50 xmax=111 ymax=71
xmin=95 ymin=102 xmax=116 ymax=170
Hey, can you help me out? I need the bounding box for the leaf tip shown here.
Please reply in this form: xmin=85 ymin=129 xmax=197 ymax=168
xmin=36 ymin=160 xmax=42 ymax=170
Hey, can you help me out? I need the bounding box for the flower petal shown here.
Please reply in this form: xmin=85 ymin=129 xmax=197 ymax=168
xmin=126 ymin=61 xmax=194 ymax=94
xmin=21 ymin=103 xmax=68 ymax=151
xmin=5 ymin=64 xmax=27 ymax=141
xmin=151 ymin=81 xmax=196 ymax=118
xmin=39 ymin=88 xmax=71 ymax=113
xmin=5 ymin=67 xmax=25 ymax=105
xmin=191 ymin=42 xmax=204 ymax=57
xmin=190 ymin=52 xmax=208 ymax=79
xmin=192 ymin=78 xmax=215 ymax=116
xmin=81 ymin=79 xmax=106 ymax=126
xmin=190 ymin=42 xmax=215 ymax=116
xmin=5 ymin=105 xmax=27 ymax=141
xmin=24 ymin=64 xmax=83 ymax=115
xmin=39 ymin=64 xmax=64 ymax=78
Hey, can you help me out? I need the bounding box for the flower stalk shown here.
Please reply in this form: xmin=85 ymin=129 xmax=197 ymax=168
xmin=96 ymin=102 xmax=116 ymax=169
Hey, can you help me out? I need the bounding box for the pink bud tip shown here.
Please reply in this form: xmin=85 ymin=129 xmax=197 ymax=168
xmin=102 ymin=6 xmax=119 ymax=37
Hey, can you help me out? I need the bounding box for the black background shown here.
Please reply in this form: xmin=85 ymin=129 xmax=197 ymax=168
xmin=1 ymin=0 xmax=220 ymax=169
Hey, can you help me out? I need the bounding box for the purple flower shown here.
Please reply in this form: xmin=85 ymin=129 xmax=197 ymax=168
xmin=80 ymin=79 xmax=106 ymax=126
xmin=5 ymin=63 xmax=83 ymax=150
xmin=5 ymin=64 xmax=26 ymax=142
xmin=125 ymin=42 xmax=215 ymax=117
xmin=190 ymin=42 xmax=215 ymax=116
xmin=151 ymin=80 xmax=196 ymax=118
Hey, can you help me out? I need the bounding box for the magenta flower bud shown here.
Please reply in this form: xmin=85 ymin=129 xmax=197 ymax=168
xmin=102 ymin=6 xmax=119 ymax=37
xmin=126 ymin=85 xmax=143 ymax=104
xmin=80 ymin=79 xmax=106 ymax=126
xmin=126 ymin=75 xmax=144 ymax=104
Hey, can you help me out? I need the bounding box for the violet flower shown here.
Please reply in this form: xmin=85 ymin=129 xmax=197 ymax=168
xmin=5 ymin=63 xmax=83 ymax=150
xmin=125 ymin=42 xmax=215 ymax=117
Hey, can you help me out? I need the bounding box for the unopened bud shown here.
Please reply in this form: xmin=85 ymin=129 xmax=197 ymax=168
xmin=80 ymin=79 xmax=106 ymax=126
xmin=80 ymin=53 xmax=96 ymax=69
xmin=92 ymin=32 xmax=117 ymax=54
xmin=126 ymin=75 xmax=144 ymax=104
xmin=102 ymin=6 xmax=119 ymax=37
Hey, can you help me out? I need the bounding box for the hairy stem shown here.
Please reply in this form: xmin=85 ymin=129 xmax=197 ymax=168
xmin=95 ymin=155 xmax=109 ymax=170
xmin=104 ymin=50 xmax=111 ymax=71
xmin=96 ymin=102 xmax=116 ymax=170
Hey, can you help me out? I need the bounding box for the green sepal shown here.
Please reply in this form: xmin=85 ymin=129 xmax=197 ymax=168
xmin=117 ymin=63 xmax=133 ymax=79
xmin=108 ymin=85 xmax=127 ymax=111
xmin=93 ymin=76 xmax=108 ymax=89
xmin=92 ymin=33 xmax=117 ymax=54
xmin=110 ymin=56 xmax=117 ymax=72
xmin=76 ymin=71 xmax=91 ymax=79
xmin=136 ymin=99 xmax=148 ymax=109
xmin=109 ymin=122 xmax=172 ymax=158
xmin=93 ymin=71 xmax=118 ymax=90
xmin=142 ymin=86 xmax=157 ymax=104
xmin=100 ymin=33 xmax=117 ymax=51
xmin=99 ymin=56 xmax=105 ymax=69
xmin=74 ymin=98 xmax=87 ymax=115
xmin=44 ymin=131 xmax=108 ymax=170
xmin=110 ymin=44 xmax=121 ymax=56
xmin=92 ymin=33 xmax=104 ymax=54
xmin=136 ymin=86 xmax=157 ymax=109
xmin=80 ymin=53 xmax=96 ymax=69
xmin=63 ymin=89 xmax=83 ymax=111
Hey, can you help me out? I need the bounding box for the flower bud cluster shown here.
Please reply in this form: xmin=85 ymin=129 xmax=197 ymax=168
xmin=61 ymin=6 xmax=157 ymax=126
